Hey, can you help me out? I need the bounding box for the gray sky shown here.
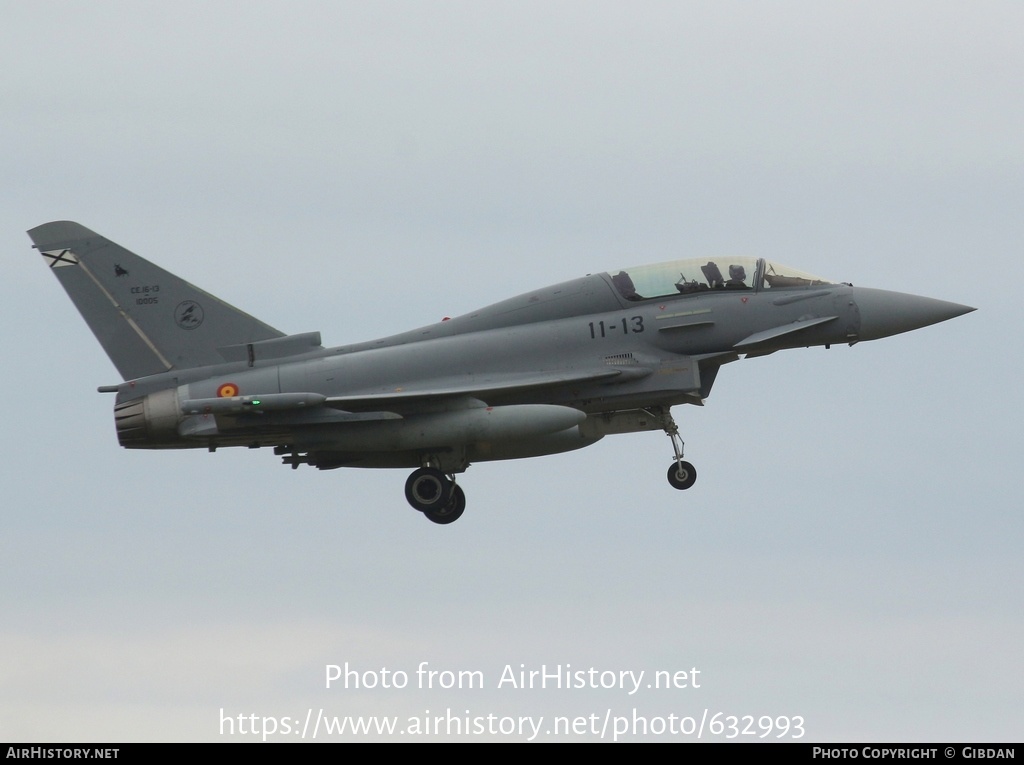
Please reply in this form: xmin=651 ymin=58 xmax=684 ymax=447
xmin=2 ymin=1 xmax=1020 ymax=741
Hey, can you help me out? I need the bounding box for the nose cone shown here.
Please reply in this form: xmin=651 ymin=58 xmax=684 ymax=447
xmin=854 ymin=287 xmax=975 ymax=341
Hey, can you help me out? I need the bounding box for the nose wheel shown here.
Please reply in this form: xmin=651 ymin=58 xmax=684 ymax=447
xmin=405 ymin=466 xmax=467 ymax=524
xmin=667 ymin=460 xmax=697 ymax=490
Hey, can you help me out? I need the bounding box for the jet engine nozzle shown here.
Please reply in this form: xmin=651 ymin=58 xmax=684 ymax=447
xmin=114 ymin=389 xmax=182 ymax=448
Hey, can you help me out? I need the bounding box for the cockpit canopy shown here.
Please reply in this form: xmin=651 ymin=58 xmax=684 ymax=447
xmin=608 ymin=257 xmax=833 ymax=302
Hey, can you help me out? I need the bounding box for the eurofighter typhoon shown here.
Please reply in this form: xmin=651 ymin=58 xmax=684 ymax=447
xmin=28 ymin=221 xmax=974 ymax=524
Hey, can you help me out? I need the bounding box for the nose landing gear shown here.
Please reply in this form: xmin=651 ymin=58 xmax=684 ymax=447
xmin=667 ymin=460 xmax=697 ymax=490
xmin=658 ymin=408 xmax=697 ymax=491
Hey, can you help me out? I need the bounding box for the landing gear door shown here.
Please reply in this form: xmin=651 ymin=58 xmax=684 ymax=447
xmin=659 ymin=356 xmax=702 ymax=394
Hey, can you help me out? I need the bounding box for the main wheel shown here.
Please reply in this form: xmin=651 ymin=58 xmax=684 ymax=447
xmin=667 ymin=460 xmax=697 ymax=490
xmin=423 ymin=484 xmax=466 ymax=525
xmin=405 ymin=467 xmax=452 ymax=511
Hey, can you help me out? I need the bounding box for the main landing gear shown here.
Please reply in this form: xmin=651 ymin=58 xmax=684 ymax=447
xmin=402 ymin=408 xmax=696 ymax=523
xmin=658 ymin=408 xmax=697 ymax=491
xmin=405 ymin=466 xmax=466 ymax=524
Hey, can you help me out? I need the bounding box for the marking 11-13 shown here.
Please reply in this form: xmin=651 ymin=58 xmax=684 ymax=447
xmin=589 ymin=316 xmax=644 ymax=339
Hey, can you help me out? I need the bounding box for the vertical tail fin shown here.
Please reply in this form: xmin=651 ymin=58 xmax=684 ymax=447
xmin=27 ymin=221 xmax=284 ymax=380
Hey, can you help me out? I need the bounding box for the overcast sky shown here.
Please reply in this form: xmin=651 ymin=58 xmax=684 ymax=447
xmin=2 ymin=1 xmax=1020 ymax=742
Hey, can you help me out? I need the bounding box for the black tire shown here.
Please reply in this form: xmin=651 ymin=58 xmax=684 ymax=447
xmin=405 ymin=467 xmax=452 ymax=511
xmin=424 ymin=484 xmax=466 ymax=525
xmin=667 ymin=461 xmax=697 ymax=490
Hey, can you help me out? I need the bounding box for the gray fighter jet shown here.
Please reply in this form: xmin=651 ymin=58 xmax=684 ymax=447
xmin=28 ymin=221 xmax=974 ymax=524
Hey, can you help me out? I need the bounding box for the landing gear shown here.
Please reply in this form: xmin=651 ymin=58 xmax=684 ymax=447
xmin=404 ymin=467 xmax=451 ymax=512
xmin=405 ymin=466 xmax=467 ymax=524
xmin=423 ymin=484 xmax=466 ymax=525
xmin=667 ymin=461 xmax=697 ymax=490
xmin=655 ymin=407 xmax=698 ymax=491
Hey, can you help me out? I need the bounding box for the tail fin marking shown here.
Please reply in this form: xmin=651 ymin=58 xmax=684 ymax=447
xmin=28 ymin=221 xmax=285 ymax=380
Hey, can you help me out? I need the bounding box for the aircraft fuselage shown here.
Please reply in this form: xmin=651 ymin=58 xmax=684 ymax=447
xmin=28 ymin=221 xmax=974 ymax=523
